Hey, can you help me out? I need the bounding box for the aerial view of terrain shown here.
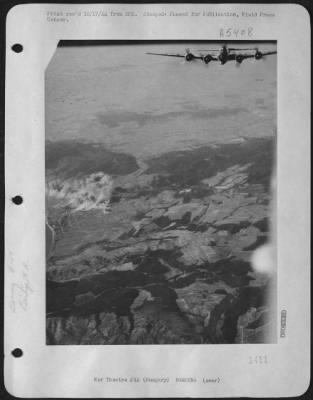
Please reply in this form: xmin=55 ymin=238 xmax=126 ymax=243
xmin=46 ymin=42 xmax=276 ymax=344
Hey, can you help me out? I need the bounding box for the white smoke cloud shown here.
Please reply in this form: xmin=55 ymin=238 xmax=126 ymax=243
xmin=46 ymin=172 xmax=113 ymax=213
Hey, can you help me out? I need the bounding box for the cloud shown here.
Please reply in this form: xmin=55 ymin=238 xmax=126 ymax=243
xmin=97 ymin=107 xmax=247 ymax=129
xmin=46 ymin=172 xmax=113 ymax=213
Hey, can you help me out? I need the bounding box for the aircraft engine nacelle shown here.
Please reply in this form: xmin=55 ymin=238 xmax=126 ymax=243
xmin=185 ymin=53 xmax=194 ymax=62
xmin=203 ymin=54 xmax=213 ymax=64
xmin=255 ymin=51 xmax=263 ymax=60
xmin=236 ymin=55 xmax=244 ymax=64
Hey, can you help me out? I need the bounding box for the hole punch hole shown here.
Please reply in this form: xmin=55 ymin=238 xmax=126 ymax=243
xmin=12 ymin=195 xmax=23 ymax=205
xmin=11 ymin=348 xmax=23 ymax=358
xmin=11 ymin=44 xmax=23 ymax=53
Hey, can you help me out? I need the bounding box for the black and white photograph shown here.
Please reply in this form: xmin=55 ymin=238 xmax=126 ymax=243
xmin=5 ymin=3 xmax=311 ymax=398
xmin=45 ymin=40 xmax=277 ymax=345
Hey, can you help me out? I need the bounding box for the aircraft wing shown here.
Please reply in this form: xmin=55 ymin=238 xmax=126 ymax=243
xmin=240 ymin=54 xmax=256 ymax=60
xmin=199 ymin=55 xmax=219 ymax=61
xmin=146 ymin=52 xmax=185 ymax=58
xmin=238 ymin=51 xmax=277 ymax=60
xmin=146 ymin=52 xmax=203 ymax=59
xmin=261 ymin=51 xmax=277 ymax=56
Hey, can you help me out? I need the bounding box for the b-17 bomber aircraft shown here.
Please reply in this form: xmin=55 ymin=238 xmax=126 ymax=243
xmin=146 ymin=45 xmax=277 ymax=66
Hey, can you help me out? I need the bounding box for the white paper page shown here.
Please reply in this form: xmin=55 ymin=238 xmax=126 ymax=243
xmin=5 ymin=3 xmax=310 ymax=398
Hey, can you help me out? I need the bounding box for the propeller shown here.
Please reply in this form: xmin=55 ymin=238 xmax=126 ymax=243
xmin=235 ymin=54 xmax=244 ymax=67
xmin=254 ymin=48 xmax=264 ymax=60
xmin=185 ymin=48 xmax=195 ymax=62
xmin=203 ymin=54 xmax=214 ymax=64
